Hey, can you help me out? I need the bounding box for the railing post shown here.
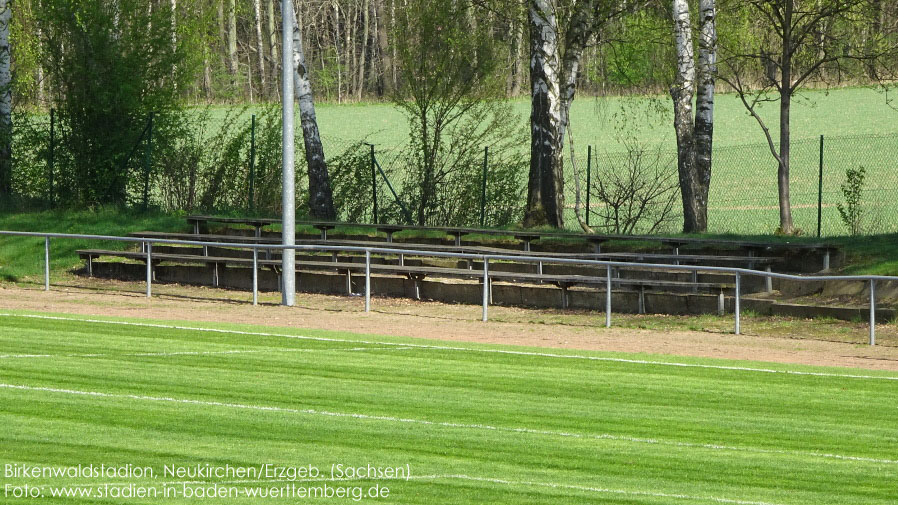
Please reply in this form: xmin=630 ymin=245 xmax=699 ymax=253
xmin=869 ymin=279 xmax=876 ymax=346
xmin=145 ymin=242 xmax=152 ymax=298
xmin=605 ymin=264 xmax=612 ymax=328
xmin=44 ymin=237 xmax=50 ymax=291
xmin=482 ymin=257 xmax=489 ymax=322
xmin=252 ymin=247 xmax=258 ymax=306
xmin=365 ymin=250 xmax=371 ymax=313
xmin=734 ymin=272 xmax=741 ymax=335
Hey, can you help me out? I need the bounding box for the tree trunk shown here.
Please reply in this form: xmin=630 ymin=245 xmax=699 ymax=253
xmin=227 ymin=0 xmax=239 ymax=80
xmin=692 ymin=0 xmax=716 ymax=233
xmin=357 ymin=0 xmax=370 ymax=100
xmin=253 ymin=0 xmax=267 ymax=95
xmin=291 ymin=5 xmax=337 ymax=220
xmin=0 ymin=0 xmax=11 ymax=198
xmin=267 ymin=0 xmax=279 ymax=89
xmin=778 ymin=0 xmax=794 ymax=233
xmin=524 ymin=0 xmax=564 ymax=228
xmin=374 ymin=0 xmax=393 ymax=94
xmin=670 ymin=0 xmax=700 ymax=232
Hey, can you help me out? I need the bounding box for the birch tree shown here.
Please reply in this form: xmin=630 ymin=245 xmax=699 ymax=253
xmin=291 ymin=4 xmax=337 ymax=219
xmin=669 ymin=0 xmax=716 ymax=233
xmin=717 ymin=0 xmax=898 ymax=234
xmin=524 ymin=0 xmax=633 ymax=228
xmin=0 ymin=0 xmax=11 ymax=198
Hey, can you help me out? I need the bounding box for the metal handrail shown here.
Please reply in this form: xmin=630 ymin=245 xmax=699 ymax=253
xmin=1 ymin=230 xmax=892 ymax=345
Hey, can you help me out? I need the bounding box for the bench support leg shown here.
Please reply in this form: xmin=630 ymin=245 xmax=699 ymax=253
xmin=692 ymin=270 xmax=698 ymax=293
xmin=455 ymin=235 xmax=461 ymax=247
xmin=717 ymin=291 xmax=724 ymax=316
xmin=638 ymin=286 xmax=645 ymax=315
xmin=593 ymin=243 xmax=602 ymax=254
xmin=414 ymin=279 xmax=421 ymax=301
xmin=386 ymin=232 xmax=394 ymax=243
xmin=523 ymin=240 xmax=531 ymax=252
xmin=561 ymin=287 xmax=568 ymax=309
xmin=346 ymin=270 xmax=353 ymax=296
xmin=673 ymin=247 xmax=679 ymax=266
xmin=823 ymin=250 xmax=831 ymax=271
xmin=87 ymin=256 xmax=93 ymax=277
xmin=765 ymin=266 xmax=773 ymax=293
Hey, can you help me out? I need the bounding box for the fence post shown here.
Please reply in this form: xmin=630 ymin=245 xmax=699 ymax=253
xmin=482 ymin=257 xmax=489 ymax=322
xmin=817 ymin=134 xmax=824 ymax=238
xmin=369 ymin=144 xmax=378 ymax=224
xmin=249 ymin=114 xmax=256 ymax=213
xmin=734 ymin=272 xmax=741 ymax=335
xmin=252 ymin=247 xmax=258 ymax=306
xmin=44 ymin=237 xmax=50 ymax=291
xmin=365 ymin=250 xmax=371 ymax=312
xmin=480 ymin=146 xmax=488 ymax=227
xmin=142 ymin=112 xmax=154 ymax=211
xmin=605 ymin=264 xmax=612 ymax=328
xmin=869 ymin=279 xmax=876 ymax=346
xmin=586 ymin=145 xmax=592 ymax=227
xmin=145 ymin=242 xmax=152 ymax=298
xmin=48 ymin=109 xmax=55 ymax=208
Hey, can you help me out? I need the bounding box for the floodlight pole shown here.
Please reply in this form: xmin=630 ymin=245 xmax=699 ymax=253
xmin=281 ymin=0 xmax=296 ymax=306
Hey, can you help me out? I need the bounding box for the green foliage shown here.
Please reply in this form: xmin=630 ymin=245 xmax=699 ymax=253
xmin=392 ymin=0 xmax=523 ymax=226
xmin=837 ymin=165 xmax=867 ymax=236
xmin=39 ymin=0 xmax=195 ymax=206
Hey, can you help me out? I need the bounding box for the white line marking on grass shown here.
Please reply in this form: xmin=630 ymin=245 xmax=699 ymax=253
xmin=2 ymin=382 xmax=895 ymax=466
xmin=0 ymin=346 xmax=409 ymax=360
xmin=2 ymin=313 xmax=897 ymax=382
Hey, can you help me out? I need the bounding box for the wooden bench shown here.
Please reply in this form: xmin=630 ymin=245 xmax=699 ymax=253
xmin=77 ymin=248 xmax=729 ymax=309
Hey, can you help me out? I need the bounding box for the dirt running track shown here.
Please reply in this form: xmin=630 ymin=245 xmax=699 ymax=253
xmin=2 ymin=284 xmax=898 ymax=372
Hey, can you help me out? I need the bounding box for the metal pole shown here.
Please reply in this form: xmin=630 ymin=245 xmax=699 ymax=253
xmin=605 ymin=264 xmax=611 ymax=328
xmin=869 ymin=279 xmax=876 ymax=346
xmin=817 ymin=134 xmax=824 ymax=238
xmin=281 ymin=0 xmax=296 ymax=307
xmin=48 ymin=109 xmax=55 ymax=207
xmin=145 ymin=242 xmax=152 ymax=298
xmin=370 ymin=144 xmax=378 ymax=224
xmin=586 ymin=145 xmax=592 ymax=227
xmin=252 ymin=247 xmax=258 ymax=306
xmin=249 ymin=114 xmax=256 ymax=212
xmin=734 ymin=272 xmax=741 ymax=335
xmin=482 ymin=257 xmax=489 ymax=322
xmin=142 ymin=112 xmax=154 ymax=211
xmin=44 ymin=237 xmax=50 ymax=291
xmin=480 ymin=146 xmax=488 ymax=227
xmin=365 ymin=250 xmax=371 ymax=313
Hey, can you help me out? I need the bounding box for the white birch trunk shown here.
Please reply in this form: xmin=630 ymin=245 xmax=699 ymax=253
xmin=693 ymin=0 xmax=717 ymax=231
xmin=253 ymin=0 xmax=267 ymax=93
xmin=227 ymin=0 xmax=239 ymax=78
xmin=268 ymin=0 xmax=279 ymax=85
xmin=670 ymin=0 xmax=701 ymax=232
xmin=524 ymin=0 xmax=564 ymax=227
xmin=291 ymin=4 xmax=336 ymax=219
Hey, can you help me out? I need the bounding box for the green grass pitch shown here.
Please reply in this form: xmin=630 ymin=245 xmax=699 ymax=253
xmin=0 ymin=311 xmax=896 ymax=504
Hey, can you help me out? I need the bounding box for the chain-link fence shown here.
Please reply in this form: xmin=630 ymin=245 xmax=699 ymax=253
xmin=9 ymin=109 xmax=898 ymax=237
xmin=573 ymin=133 xmax=898 ymax=236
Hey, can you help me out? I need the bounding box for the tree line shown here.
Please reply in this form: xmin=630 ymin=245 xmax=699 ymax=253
xmin=1 ymin=0 xmax=896 ymax=234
